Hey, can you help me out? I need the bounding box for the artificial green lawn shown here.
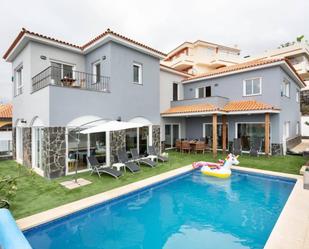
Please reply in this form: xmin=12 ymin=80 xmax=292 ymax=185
xmin=0 ymin=151 xmax=306 ymax=219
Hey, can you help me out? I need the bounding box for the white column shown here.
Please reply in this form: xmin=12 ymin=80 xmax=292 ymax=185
xmin=149 ymin=125 xmax=153 ymax=146
xmin=106 ymin=131 xmax=111 ymax=166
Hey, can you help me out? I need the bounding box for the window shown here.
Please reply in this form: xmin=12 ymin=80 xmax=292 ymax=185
xmin=296 ymin=122 xmax=300 ymax=135
xmin=281 ymin=79 xmax=290 ymax=97
xmin=195 ymin=86 xmax=211 ymax=98
xmin=243 ymin=78 xmax=262 ymax=96
xmin=237 ymin=123 xmax=266 ymax=152
xmin=284 ymin=122 xmax=290 ymax=138
xmin=51 ymin=62 xmax=74 ymax=85
xmin=133 ymin=63 xmax=142 ymax=84
xmin=165 ymin=124 xmax=180 ymax=148
xmin=173 ymin=83 xmax=178 ymax=101
xmin=296 ymin=90 xmax=300 ymax=102
xmin=203 ymin=123 xmax=228 ymax=149
xmin=92 ymin=62 xmax=101 ymax=83
xmin=14 ymin=66 xmax=23 ymax=96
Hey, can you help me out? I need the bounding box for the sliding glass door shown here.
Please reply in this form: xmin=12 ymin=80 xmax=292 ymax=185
xmin=237 ymin=123 xmax=267 ymax=152
xmin=165 ymin=124 xmax=180 ymax=149
xmin=203 ymin=123 xmax=228 ymax=149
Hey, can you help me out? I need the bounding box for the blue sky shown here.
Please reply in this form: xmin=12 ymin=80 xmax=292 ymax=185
xmin=0 ymin=0 xmax=308 ymax=103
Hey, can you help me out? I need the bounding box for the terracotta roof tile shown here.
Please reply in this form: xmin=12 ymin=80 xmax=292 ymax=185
xmin=0 ymin=104 xmax=12 ymax=118
xmin=161 ymin=100 xmax=279 ymax=115
xmin=3 ymin=28 xmax=166 ymax=60
xmin=222 ymin=100 xmax=278 ymax=112
xmin=161 ymin=103 xmax=219 ymax=115
xmin=183 ymin=58 xmax=304 ymax=85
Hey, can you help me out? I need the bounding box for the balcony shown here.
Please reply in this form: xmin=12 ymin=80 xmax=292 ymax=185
xmin=171 ymin=96 xmax=230 ymax=108
xmin=32 ymin=66 xmax=110 ymax=93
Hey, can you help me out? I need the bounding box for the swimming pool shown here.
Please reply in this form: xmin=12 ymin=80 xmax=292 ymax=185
xmin=24 ymin=170 xmax=295 ymax=249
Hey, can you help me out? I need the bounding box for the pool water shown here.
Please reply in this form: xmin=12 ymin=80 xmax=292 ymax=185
xmin=24 ymin=170 xmax=295 ymax=249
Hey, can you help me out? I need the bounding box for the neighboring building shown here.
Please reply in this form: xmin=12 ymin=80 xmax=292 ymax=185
xmin=161 ymin=40 xmax=241 ymax=75
xmin=161 ymin=58 xmax=305 ymax=155
xmin=0 ymin=103 xmax=12 ymax=155
xmin=3 ymin=28 xmax=165 ymax=178
xmin=246 ymin=41 xmax=309 ymax=114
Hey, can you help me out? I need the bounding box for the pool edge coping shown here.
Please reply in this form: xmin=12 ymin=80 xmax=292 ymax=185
xmin=17 ymin=165 xmax=308 ymax=249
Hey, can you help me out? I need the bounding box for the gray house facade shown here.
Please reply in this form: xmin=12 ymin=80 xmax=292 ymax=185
xmin=161 ymin=59 xmax=305 ymax=155
xmin=3 ymin=28 xmax=165 ymax=178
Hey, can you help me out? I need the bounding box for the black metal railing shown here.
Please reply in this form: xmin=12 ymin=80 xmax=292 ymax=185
xmin=32 ymin=66 xmax=110 ymax=93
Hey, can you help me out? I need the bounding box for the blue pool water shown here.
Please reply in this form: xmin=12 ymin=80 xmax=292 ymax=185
xmin=24 ymin=170 xmax=295 ymax=249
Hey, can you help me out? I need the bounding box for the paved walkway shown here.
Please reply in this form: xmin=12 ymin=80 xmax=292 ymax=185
xmin=289 ymin=139 xmax=309 ymax=154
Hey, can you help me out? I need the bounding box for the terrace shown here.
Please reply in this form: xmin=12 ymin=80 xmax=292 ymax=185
xmin=32 ymin=66 xmax=110 ymax=93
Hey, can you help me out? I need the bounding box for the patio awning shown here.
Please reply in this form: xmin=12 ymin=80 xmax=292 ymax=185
xmin=80 ymin=120 xmax=145 ymax=134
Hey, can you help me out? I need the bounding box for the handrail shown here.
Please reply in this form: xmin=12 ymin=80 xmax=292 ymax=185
xmin=32 ymin=66 xmax=110 ymax=93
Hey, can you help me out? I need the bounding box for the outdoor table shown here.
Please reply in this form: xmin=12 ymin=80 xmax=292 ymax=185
xmin=112 ymin=163 xmax=126 ymax=172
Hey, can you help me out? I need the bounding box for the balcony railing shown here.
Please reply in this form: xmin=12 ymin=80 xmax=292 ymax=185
xmin=32 ymin=66 xmax=110 ymax=93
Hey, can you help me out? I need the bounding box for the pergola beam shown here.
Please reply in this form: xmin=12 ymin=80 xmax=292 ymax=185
xmin=212 ymin=114 xmax=217 ymax=158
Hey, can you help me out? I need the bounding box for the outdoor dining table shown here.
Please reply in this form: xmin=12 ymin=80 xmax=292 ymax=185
xmin=189 ymin=140 xmax=198 ymax=151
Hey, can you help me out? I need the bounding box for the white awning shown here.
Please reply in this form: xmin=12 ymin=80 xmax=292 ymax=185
xmin=80 ymin=120 xmax=144 ymax=134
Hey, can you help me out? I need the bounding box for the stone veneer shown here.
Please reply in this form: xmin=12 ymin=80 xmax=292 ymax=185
xmin=152 ymin=125 xmax=161 ymax=153
xmin=110 ymin=130 xmax=126 ymax=164
xmin=271 ymin=143 xmax=283 ymax=155
xmin=42 ymin=127 xmax=66 ymax=179
xmin=22 ymin=128 xmax=32 ymax=167
xmin=12 ymin=127 xmax=16 ymax=160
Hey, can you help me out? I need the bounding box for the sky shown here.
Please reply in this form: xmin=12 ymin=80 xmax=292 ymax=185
xmin=0 ymin=0 xmax=308 ymax=103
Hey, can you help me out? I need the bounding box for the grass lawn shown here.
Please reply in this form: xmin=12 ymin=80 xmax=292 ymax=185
xmin=0 ymin=151 xmax=306 ymax=219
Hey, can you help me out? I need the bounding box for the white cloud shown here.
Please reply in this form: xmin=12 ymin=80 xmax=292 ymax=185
xmin=0 ymin=0 xmax=308 ymax=101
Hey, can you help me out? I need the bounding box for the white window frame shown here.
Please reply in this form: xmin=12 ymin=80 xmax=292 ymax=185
xmin=133 ymin=62 xmax=143 ymax=85
xmin=235 ymin=122 xmax=271 ymax=154
xmin=92 ymin=60 xmax=101 ymax=83
xmin=296 ymin=121 xmax=300 ymax=135
xmin=281 ymin=78 xmax=290 ymax=98
xmin=14 ymin=64 xmax=23 ymax=96
xmin=284 ymin=121 xmax=290 ymax=139
xmin=296 ymin=90 xmax=300 ymax=102
xmin=164 ymin=123 xmax=181 ymax=149
xmin=243 ymin=77 xmax=262 ymax=96
xmin=195 ymin=86 xmax=211 ymax=98
xmin=50 ymin=59 xmax=76 ymax=79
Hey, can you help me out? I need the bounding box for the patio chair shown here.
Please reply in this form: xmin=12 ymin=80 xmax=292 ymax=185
xmin=117 ymin=149 xmax=141 ymax=173
xmin=250 ymin=138 xmax=262 ymax=157
xmin=181 ymin=140 xmax=192 ymax=153
xmin=87 ymin=156 xmax=122 ymax=179
xmin=130 ymin=148 xmax=157 ymax=168
xmin=195 ymin=141 xmax=207 ymax=154
xmin=232 ymin=138 xmax=242 ymax=155
xmin=147 ymin=145 xmax=168 ymax=162
xmin=175 ymin=139 xmax=182 ymax=152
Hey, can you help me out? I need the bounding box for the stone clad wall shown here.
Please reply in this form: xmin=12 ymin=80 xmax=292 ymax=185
xmin=42 ymin=127 xmax=66 ymax=179
xmin=22 ymin=128 xmax=32 ymax=167
xmin=152 ymin=125 xmax=160 ymax=153
xmin=12 ymin=128 xmax=16 ymax=160
xmin=110 ymin=130 xmax=126 ymax=163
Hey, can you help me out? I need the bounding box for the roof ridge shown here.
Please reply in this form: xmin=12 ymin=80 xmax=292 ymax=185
xmin=184 ymin=58 xmax=286 ymax=82
xmin=3 ymin=27 xmax=166 ymax=60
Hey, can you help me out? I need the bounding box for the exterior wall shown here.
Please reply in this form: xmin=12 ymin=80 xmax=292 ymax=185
xmin=12 ymin=42 xmax=85 ymax=126
xmin=183 ymin=66 xmax=282 ymax=106
xmin=48 ymin=41 xmax=160 ymax=126
xmin=22 ymin=127 xmax=32 ymax=167
xmin=279 ymin=68 xmax=302 ymax=146
xmin=42 ymin=127 xmax=66 ymax=178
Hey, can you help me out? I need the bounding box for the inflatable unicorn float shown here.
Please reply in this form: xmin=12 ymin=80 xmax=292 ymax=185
xmin=192 ymin=153 xmax=240 ymax=179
